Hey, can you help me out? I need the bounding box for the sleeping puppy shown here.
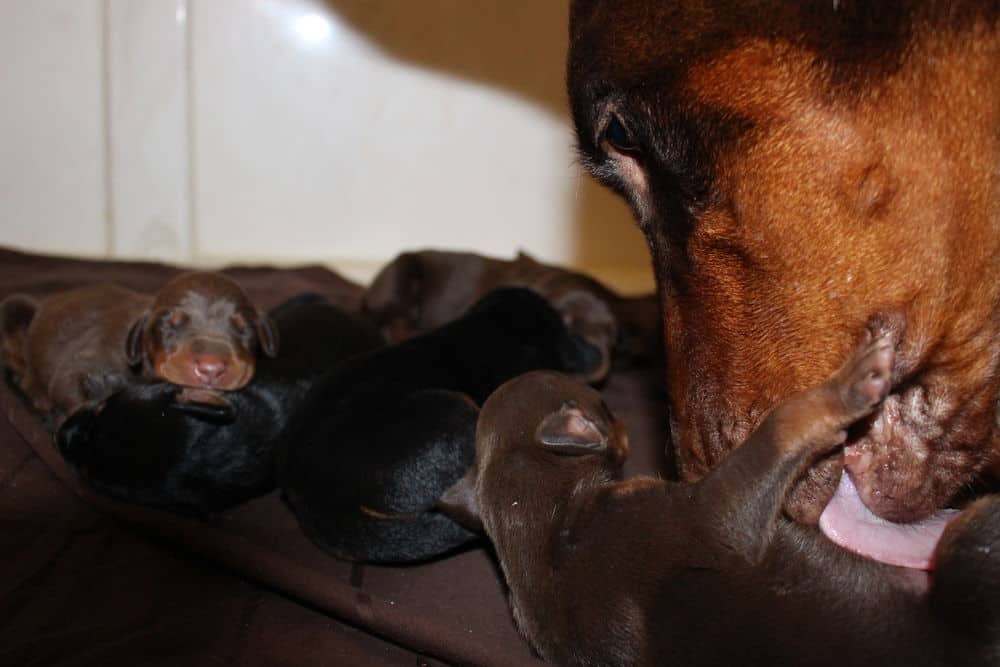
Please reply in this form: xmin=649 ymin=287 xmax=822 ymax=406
xmin=441 ymin=338 xmax=1000 ymax=666
xmin=362 ymin=249 xmax=662 ymax=382
xmin=56 ymin=294 xmax=383 ymax=515
xmin=280 ymin=287 xmax=602 ymax=563
xmin=0 ymin=271 xmax=277 ymax=425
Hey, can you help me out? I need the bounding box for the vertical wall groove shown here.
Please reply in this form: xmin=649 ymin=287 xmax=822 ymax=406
xmin=183 ymin=0 xmax=197 ymax=262
xmin=101 ymin=0 xmax=115 ymax=256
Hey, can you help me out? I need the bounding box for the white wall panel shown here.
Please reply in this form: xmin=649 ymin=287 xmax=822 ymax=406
xmin=107 ymin=0 xmax=191 ymax=261
xmin=0 ymin=0 xmax=653 ymax=292
xmin=0 ymin=0 xmax=107 ymax=256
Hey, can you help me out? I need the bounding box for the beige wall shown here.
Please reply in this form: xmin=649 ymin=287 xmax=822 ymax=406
xmin=0 ymin=0 xmax=654 ymax=293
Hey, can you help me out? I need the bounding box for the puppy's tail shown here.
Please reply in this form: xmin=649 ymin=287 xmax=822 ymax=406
xmin=928 ymin=495 xmax=1000 ymax=645
xmin=0 ymin=293 xmax=38 ymax=378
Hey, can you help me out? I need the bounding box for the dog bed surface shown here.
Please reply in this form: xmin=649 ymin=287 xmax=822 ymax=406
xmin=0 ymin=247 xmax=668 ymax=667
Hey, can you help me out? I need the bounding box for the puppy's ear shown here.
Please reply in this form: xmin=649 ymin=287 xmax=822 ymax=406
xmin=0 ymin=294 xmax=38 ymax=338
xmin=0 ymin=294 xmax=38 ymax=376
xmin=438 ymin=467 xmax=483 ymax=532
xmin=125 ymin=314 xmax=148 ymax=368
xmin=255 ymin=313 xmax=279 ymax=358
xmin=535 ymin=400 xmax=608 ymax=455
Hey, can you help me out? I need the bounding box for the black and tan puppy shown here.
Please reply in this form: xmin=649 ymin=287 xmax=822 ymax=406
xmin=56 ymin=294 xmax=382 ymax=515
xmin=0 ymin=271 xmax=277 ymax=424
xmin=442 ymin=338 xmax=1000 ymax=666
xmin=363 ymin=249 xmax=662 ymax=381
xmin=280 ymin=287 xmax=601 ymax=563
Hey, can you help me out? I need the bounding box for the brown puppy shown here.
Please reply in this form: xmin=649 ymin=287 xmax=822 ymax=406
xmin=442 ymin=341 xmax=1000 ymax=666
xmin=362 ymin=249 xmax=662 ymax=382
xmin=567 ymin=1 xmax=1000 ymax=566
xmin=0 ymin=272 xmax=276 ymax=423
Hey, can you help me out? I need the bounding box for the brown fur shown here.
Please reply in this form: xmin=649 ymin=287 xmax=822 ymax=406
xmin=568 ymin=0 xmax=1000 ymax=523
xmin=0 ymin=272 xmax=275 ymax=424
xmin=443 ymin=340 xmax=1000 ymax=666
xmin=362 ymin=249 xmax=662 ymax=382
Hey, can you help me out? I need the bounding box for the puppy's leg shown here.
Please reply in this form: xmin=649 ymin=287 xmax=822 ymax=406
xmin=692 ymin=333 xmax=893 ymax=564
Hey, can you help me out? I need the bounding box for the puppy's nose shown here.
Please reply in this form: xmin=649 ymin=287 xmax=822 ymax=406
xmin=193 ymin=355 xmax=226 ymax=385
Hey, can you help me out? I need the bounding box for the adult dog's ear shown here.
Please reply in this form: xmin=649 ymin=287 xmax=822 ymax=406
xmin=255 ymin=313 xmax=279 ymax=358
xmin=438 ymin=466 xmax=482 ymax=532
xmin=125 ymin=314 xmax=148 ymax=368
xmin=535 ymin=400 xmax=608 ymax=455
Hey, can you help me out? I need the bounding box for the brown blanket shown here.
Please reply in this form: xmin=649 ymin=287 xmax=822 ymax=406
xmin=0 ymin=247 xmax=668 ymax=666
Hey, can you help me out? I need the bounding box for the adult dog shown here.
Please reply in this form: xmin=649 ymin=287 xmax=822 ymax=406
xmin=568 ymin=1 xmax=1000 ymax=566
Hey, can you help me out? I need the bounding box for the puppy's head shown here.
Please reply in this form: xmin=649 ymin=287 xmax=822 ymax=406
xmin=439 ymin=370 xmax=628 ymax=537
xmin=362 ymin=250 xmax=491 ymax=342
xmin=56 ymin=383 xmax=237 ymax=514
xmin=126 ymin=272 xmax=278 ymax=391
xmin=509 ymin=252 xmax=621 ymax=384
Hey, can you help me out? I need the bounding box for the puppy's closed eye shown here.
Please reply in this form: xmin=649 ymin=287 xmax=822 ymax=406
xmin=167 ymin=311 xmax=189 ymax=328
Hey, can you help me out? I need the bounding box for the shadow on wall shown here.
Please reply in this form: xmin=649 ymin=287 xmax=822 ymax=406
xmin=319 ymin=0 xmax=653 ymax=275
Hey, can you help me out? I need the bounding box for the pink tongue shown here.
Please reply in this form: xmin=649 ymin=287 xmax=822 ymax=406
xmin=818 ymin=472 xmax=959 ymax=570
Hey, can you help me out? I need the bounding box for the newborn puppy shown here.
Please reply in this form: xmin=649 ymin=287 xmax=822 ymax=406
xmin=442 ymin=340 xmax=1000 ymax=666
xmin=0 ymin=272 xmax=276 ymax=424
xmin=56 ymin=294 xmax=382 ymax=515
xmin=126 ymin=271 xmax=278 ymax=397
xmin=363 ymin=249 xmax=661 ymax=381
xmin=280 ymin=287 xmax=600 ymax=563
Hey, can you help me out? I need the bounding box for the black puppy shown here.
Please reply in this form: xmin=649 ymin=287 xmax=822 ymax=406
xmin=442 ymin=341 xmax=1000 ymax=666
xmin=279 ymin=287 xmax=601 ymax=563
xmin=56 ymin=294 xmax=383 ymax=515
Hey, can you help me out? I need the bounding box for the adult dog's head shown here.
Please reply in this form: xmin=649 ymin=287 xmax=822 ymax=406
xmin=568 ymin=0 xmax=1000 ymax=562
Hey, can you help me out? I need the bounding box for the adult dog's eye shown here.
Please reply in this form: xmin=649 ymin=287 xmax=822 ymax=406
xmin=602 ymin=114 xmax=639 ymax=155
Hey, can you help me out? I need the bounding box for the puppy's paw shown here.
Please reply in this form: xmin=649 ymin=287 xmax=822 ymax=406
xmin=80 ymin=370 xmax=127 ymax=402
xmin=833 ymin=332 xmax=893 ymax=419
xmin=171 ymin=387 xmax=236 ymax=424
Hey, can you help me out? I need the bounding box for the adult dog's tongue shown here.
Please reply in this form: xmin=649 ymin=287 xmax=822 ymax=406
xmin=819 ymin=472 xmax=959 ymax=570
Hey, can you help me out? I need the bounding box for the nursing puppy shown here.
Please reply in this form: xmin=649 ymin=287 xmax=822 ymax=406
xmin=280 ymin=287 xmax=601 ymax=563
xmin=1 ymin=271 xmax=277 ymax=424
xmin=56 ymin=294 xmax=382 ymax=515
xmin=363 ymin=249 xmax=662 ymax=381
xmin=442 ymin=338 xmax=1000 ymax=666
xmin=568 ymin=0 xmax=1000 ymax=568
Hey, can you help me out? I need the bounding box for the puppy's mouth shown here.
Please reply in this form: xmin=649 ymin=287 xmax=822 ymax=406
xmin=155 ymin=345 xmax=254 ymax=391
xmin=814 ymin=386 xmax=961 ymax=570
